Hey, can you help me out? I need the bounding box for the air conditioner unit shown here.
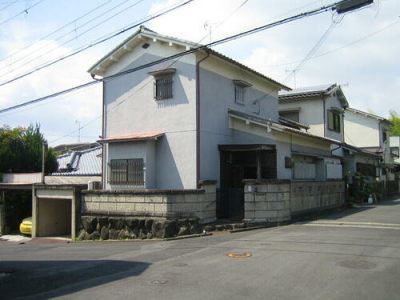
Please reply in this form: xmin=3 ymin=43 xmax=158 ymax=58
xmin=88 ymin=181 xmax=102 ymax=190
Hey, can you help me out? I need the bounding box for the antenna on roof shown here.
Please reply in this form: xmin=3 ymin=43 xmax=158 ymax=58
xmin=76 ymin=120 xmax=81 ymax=142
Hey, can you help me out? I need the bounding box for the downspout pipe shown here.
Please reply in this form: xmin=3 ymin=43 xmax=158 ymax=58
xmin=196 ymin=50 xmax=210 ymax=188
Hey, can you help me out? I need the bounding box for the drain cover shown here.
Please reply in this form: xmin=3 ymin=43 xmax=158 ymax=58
xmin=227 ymin=252 xmax=252 ymax=258
xmin=173 ymin=263 xmax=188 ymax=267
xmin=151 ymin=280 xmax=168 ymax=285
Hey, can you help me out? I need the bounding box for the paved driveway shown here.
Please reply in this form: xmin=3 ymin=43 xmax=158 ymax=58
xmin=1 ymin=198 xmax=400 ymax=300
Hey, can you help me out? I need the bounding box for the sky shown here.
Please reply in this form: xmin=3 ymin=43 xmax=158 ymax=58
xmin=0 ymin=0 xmax=399 ymax=146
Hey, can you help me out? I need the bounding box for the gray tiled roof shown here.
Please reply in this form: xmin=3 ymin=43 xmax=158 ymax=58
xmin=52 ymin=146 xmax=102 ymax=176
xmin=88 ymin=26 xmax=290 ymax=91
xmin=278 ymin=84 xmax=334 ymax=98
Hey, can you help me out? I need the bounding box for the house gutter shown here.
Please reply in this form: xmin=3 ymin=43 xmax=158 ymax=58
xmin=196 ymin=51 xmax=210 ymax=188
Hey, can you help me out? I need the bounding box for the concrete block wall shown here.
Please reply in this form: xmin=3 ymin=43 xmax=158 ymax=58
xmin=81 ymin=181 xmax=217 ymax=224
xmin=243 ymin=180 xmax=345 ymax=223
xmin=243 ymin=180 xmax=291 ymax=223
xmin=291 ymin=181 xmax=344 ymax=215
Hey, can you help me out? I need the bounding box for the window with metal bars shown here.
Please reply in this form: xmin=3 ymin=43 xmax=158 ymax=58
xmin=154 ymin=77 xmax=173 ymax=100
xmin=108 ymin=159 xmax=144 ymax=186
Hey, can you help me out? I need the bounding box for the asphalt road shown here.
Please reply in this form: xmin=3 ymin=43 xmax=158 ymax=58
xmin=1 ymin=198 xmax=400 ymax=300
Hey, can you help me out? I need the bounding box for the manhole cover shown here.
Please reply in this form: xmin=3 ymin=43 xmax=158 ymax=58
xmin=151 ymin=280 xmax=168 ymax=285
xmin=173 ymin=263 xmax=188 ymax=267
xmin=227 ymin=252 xmax=252 ymax=258
xmin=336 ymin=260 xmax=376 ymax=270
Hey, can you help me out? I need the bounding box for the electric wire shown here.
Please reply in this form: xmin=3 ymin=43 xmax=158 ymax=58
xmin=0 ymin=1 xmax=340 ymax=116
xmin=0 ymin=0 xmax=194 ymax=87
xmin=0 ymin=0 xmax=45 ymax=26
xmin=0 ymin=0 xmax=17 ymax=13
xmin=48 ymin=0 xmax=251 ymax=144
xmin=0 ymin=0 xmax=145 ymax=79
xmin=267 ymin=17 xmax=400 ymax=69
xmin=0 ymin=0 xmax=114 ymax=64
xmin=283 ymin=15 xmax=340 ymax=85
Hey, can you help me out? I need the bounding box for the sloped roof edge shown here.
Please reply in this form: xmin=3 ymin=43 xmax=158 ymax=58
xmin=87 ymin=26 xmax=290 ymax=90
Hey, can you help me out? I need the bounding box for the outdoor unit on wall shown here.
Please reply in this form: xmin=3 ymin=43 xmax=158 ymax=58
xmin=335 ymin=0 xmax=373 ymax=14
xmin=88 ymin=181 xmax=102 ymax=190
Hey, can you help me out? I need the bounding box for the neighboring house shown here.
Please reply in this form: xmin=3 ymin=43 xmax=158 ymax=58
xmin=279 ymin=84 xmax=349 ymax=143
xmin=390 ymin=136 xmax=400 ymax=165
xmin=278 ymin=85 xmax=390 ymax=182
xmin=53 ymin=142 xmax=99 ymax=155
xmin=80 ymin=26 xmax=345 ymax=226
xmin=344 ymin=108 xmax=395 ymax=182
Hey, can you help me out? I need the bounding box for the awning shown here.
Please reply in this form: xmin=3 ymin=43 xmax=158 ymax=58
xmin=98 ymin=132 xmax=164 ymax=143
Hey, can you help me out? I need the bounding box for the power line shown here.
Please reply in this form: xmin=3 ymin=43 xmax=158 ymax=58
xmin=0 ymin=1 xmax=340 ymax=115
xmin=0 ymin=0 xmax=45 ymax=26
xmin=0 ymin=0 xmax=143 ymax=79
xmin=0 ymin=0 xmax=17 ymax=13
xmin=0 ymin=0 xmax=194 ymax=87
xmin=264 ymin=17 xmax=400 ymax=69
xmin=0 ymin=0 xmax=359 ymax=116
xmin=47 ymin=0 xmax=251 ymax=144
xmin=283 ymin=15 xmax=340 ymax=85
xmin=0 ymin=0 xmax=114 ymax=63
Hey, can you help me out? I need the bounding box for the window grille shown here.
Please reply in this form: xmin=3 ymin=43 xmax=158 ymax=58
xmin=235 ymin=85 xmax=245 ymax=105
xmin=154 ymin=77 xmax=173 ymax=100
xmin=108 ymin=159 xmax=144 ymax=186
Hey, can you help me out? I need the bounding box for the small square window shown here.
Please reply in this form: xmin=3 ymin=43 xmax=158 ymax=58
xmin=154 ymin=77 xmax=173 ymax=100
xmin=149 ymin=68 xmax=176 ymax=101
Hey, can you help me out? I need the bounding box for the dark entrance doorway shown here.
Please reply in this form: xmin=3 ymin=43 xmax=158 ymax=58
xmin=218 ymin=145 xmax=277 ymax=220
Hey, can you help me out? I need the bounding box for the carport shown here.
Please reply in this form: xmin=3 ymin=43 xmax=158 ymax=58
xmin=0 ymin=173 xmax=42 ymax=235
xmin=33 ymin=184 xmax=86 ymax=240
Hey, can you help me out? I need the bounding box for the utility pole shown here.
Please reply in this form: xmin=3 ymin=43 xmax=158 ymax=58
xmin=41 ymin=141 xmax=48 ymax=184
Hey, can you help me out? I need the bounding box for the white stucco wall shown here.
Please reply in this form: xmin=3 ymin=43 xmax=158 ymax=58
xmin=344 ymin=110 xmax=380 ymax=147
xmin=279 ymin=98 xmax=325 ymax=137
xmin=198 ymin=53 xmax=285 ymax=184
xmin=279 ymin=93 xmax=345 ymax=143
xmin=102 ymin=39 xmax=198 ymax=189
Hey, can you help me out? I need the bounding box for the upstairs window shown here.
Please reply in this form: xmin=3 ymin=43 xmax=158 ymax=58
xmin=149 ymin=68 xmax=176 ymax=101
xmin=233 ymin=80 xmax=252 ymax=105
xmin=280 ymin=111 xmax=299 ymax=123
xmin=328 ymin=110 xmax=341 ymax=133
xmin=108 ymin=159 xmax=144 ymax=186
xmin=155 ymin=78 xmax=173 ymax=100
xmin=383 ymin=131 xmax=387 ymax=143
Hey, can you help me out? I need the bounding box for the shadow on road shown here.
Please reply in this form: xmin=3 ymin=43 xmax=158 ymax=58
xmin=0 ymin=259 xmax=151 ymax=299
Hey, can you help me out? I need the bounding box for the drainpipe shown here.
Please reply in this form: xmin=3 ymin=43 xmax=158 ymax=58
xmin=322 ymin=96 xmax=326 ymax=138
xmin=196 ymin=50 xmax=210 ymax=188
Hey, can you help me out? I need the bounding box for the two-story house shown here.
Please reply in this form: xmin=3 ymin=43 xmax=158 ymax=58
xmin=344 ymin=108 xmax=395 ymax=183
xmin=81 ymin=26 xmax=345 ymax=224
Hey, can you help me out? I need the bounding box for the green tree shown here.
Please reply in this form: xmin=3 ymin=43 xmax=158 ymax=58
xmin=0 ymin=124 xmax=58 ymax=173
xmin=389 ymin=110 xmax=400 ymax=136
